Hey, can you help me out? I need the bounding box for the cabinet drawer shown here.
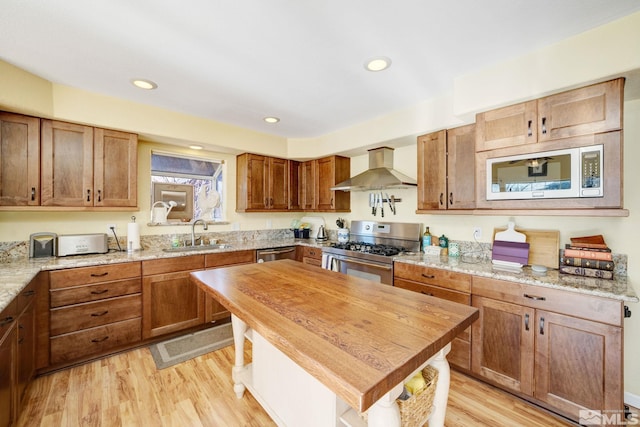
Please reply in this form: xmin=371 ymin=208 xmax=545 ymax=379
xmin=50 ymin=294 xmax=141 ymax=336
xmin=303 ymin=257 xmax=322 ymax=267
xmin=50 ymin=317 xmax=141 ymax=365
xmin=472 ymin=276 xmax=622 ymax=326
xmin=205 ymin=250 xmax=255 ymax=268
xmin=50 ymin=262 xmax=141 ymax=289
xmin=302 ymin=247 xmax=322 ymax=259
xmin=394 ymin=262 xmax=471 ymax=293
xmin=50 ymin=277 xmax=141 ymax=307
xmin=142 ymin=255 xmax=204 ymax=276
xmin=0 ymin=299 xmax=17 ymax=342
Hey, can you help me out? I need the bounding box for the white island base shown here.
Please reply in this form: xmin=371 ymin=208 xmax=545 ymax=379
xmin=231 ymin=315 xmax=452 ymax=427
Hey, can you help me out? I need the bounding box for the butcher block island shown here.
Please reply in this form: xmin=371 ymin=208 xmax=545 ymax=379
xmin=191 ymin=259 xmax=478 ymax=427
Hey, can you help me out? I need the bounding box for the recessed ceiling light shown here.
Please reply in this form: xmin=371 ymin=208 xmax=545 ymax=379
xmin=364 ymin=57 xmax=392 ymax=72
xmin=189 ymin=145 xmax=203 ymax=150
xmin=131 ymin=79 xmax=158 ymax=90
xmin=264 ymin=117 xmax=280 ymax=124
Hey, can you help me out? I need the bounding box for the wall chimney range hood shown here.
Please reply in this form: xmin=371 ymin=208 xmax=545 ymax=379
xmin=330 ymin=147 xmax=417 ymax=192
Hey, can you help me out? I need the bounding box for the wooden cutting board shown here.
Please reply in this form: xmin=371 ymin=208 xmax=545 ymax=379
xmin=493 ymin=227 xmax=560 ymax=269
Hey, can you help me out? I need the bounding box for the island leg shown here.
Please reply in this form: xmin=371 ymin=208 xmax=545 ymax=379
xmin=427 ymin=343 xmax=451 ymax=427
xmin=366 ymin=383 xmax=404 ymax=427
xmin=231 ymin=314 xmax=247 ymax=398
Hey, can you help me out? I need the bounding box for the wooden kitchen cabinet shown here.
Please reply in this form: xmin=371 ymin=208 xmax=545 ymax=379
xmin=49 ymin=262 xmax=142 ymax=365
xmin=40 ymin=120 xmax=137 ymax=208
xmin=142 ymin=255 xmax=205 ymax=339
xmin=236 ymin=153 xmax=289 ymax=211
xmin=393 ymin=262 xmax=472 ymax=369
xmin=471 ymin=276 xmax=624 ymax=423
xmin=0 ymin=112 xmax=40 ymax=206
xmin=301 ymin=160 xmax=316 ymax=210
xmin=476 ymin=78 xmax=623 ymax=152
xmin=315 ymin=155 xmax=350 ymax=211
xmin=300 ymin=246 xmax=322 ymax=267
xmin=204 ymin=250 xmax=255 ymax=322
xmin=417 ymin=124 xmax=475 ymax=211
xmin=0 ymin=325 xmax=16 ymax=427
xmin=288 ymin=160 xmax=302 ymax=210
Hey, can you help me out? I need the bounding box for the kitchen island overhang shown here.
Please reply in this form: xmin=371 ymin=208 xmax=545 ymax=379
xmin=191 ymin=259 xmax=478 ymax=426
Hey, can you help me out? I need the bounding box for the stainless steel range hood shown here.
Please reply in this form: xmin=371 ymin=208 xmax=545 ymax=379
xmin=330 ymin=147 xmax=417 ymax=192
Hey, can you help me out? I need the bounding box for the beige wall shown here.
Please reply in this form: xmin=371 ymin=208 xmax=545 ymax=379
xmin=0 ymin=10 xmax=638 ymax=400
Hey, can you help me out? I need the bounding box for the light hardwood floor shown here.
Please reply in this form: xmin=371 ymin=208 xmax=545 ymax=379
xmin=18 ymin=343 xmax=578 ymax=427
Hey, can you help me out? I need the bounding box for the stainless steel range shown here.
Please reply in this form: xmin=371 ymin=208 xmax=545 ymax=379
xmin=321 ymin=220 xmax=421 ymax=285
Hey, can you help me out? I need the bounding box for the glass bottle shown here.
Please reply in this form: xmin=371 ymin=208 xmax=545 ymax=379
xmin=422 ymin=227 xmax=432 ymax=252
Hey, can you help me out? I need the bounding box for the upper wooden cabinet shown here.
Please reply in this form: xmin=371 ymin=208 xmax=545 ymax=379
xmin=315 ymin=155 xmax=350 ymax=211
xmin=476 ymin=78 xmax=623 ymax=152
xmin=0 ymin=112 xmax=41 ymax=206
xmin=237 ymin=153 xmax=350 ymax=212
xmin=41 ymin=120 xmax=137 ymax=207
xmin=417 ymin=124 xmax=475 ymax=211
xmin=236 ymin=153 xmax=289 ymax=212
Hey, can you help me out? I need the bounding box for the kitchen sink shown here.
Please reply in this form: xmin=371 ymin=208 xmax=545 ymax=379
xmin=162 ymin=244 xmax=232 ymax=252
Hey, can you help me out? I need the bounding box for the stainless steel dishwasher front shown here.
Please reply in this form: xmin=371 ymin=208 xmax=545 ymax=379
xmin=256 ymin=246 xmax=297 ymax=263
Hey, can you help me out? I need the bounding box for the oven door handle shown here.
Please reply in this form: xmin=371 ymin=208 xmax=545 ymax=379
xmin=340 ymin=258 xmax=392 ymax=271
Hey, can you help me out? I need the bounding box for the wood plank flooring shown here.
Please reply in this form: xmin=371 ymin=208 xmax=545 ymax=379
xmin=18 ymin=343 xmax=577 ymax=427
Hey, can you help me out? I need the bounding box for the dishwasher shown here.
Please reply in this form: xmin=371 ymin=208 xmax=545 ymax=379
xmin=256 ymin=246 xmax=297 ymax=263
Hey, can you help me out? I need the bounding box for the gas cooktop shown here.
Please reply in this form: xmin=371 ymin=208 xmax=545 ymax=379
xmin=329 ymin=241 xmax=405 ymax=257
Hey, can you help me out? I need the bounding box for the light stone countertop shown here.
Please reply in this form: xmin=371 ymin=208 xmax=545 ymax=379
xmin=1 ymin=239 xmax=637 ymax=314
xmin=394 ymin=253 xmax=638 ymax=303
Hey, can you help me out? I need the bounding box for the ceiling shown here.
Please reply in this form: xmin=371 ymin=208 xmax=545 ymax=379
xmin=2 ymin=0 xmax=640 ymax=139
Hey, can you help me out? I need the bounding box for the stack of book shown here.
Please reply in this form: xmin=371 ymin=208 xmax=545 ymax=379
xmin=560 ymin=235 xmax=614 ymax=279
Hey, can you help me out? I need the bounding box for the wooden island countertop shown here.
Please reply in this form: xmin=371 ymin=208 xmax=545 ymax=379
xmin=191 ymin=259 xmax=478 ymax=418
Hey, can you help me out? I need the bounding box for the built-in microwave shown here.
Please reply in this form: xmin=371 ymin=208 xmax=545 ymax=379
xmin=486 ymin=145 xmax=603 ymax=200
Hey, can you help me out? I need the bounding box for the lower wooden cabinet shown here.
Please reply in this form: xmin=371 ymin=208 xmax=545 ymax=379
xmin=142 ymin=255 xmax=206 ymax=339
xmin=204 ymin=250 xmax=255 ymax=323
xmin=49 ymin=262 xmax=142 ymax=366
xmin=393 ymin=262 xmax=472 ymax=370
xmin=300 ymin=246 xmax=322 ymax=267
xmin=0 ymin=326 xmax=17 ymax=427
xmin=471 ymin=276 xmax=624 ymax=422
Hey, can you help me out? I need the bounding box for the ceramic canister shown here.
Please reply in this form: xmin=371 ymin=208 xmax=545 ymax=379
xmin=449 ymin=242 xmax=460 ymax=257
xmin=337 ymin=228 xmax=349 ymax=243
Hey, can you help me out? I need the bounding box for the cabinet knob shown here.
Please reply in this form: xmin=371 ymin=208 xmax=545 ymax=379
xmin=539 ymin=317 xmax=545 ymax=335
xmin=97 ymin=189 xmax=102 ymax=202
xmin=541 ymin=117 xmax=547 ymax=135
xmin=527 ymin=120 xmax=533 ymax=137
xmin=86 ymin=189 xmax=91 ymax=202
xmin=449 ymin=192 xmax=453 ymax=205
xmin=439 ymin=193 xmax=443 ymax=206
xmin=31 ymin=187 xmax=36 ymax=201
xmin=524 ymin=313 xmax=530 ymax=331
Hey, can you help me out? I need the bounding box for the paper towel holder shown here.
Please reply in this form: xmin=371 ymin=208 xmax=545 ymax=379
xmin=127 ymin=216 xmax=142 ymax=253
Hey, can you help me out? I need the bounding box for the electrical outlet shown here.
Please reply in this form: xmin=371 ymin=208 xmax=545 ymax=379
xmin=107 ymin=223 xmax=116 ymax=234
xmin=473 ymin=227 xmax=482 ymax=240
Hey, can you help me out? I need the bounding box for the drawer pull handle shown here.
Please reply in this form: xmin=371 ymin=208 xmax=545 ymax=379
xmin=91 ymin=289 xmax=109 ymax=295
xmin=91 ymin=336 xmax=109 ymax=343
xmin=420 ymin=291 xmax=434 ymax=296
xmin=22 ymin=290 xmax=36 ymax=297
xmin=523 ymin=294 xmax=545 ymax=301
xmin=90 ymin=272 xmax=109 ymax=277
xmin=421 ymin=273 xmax=435 ymax=279
xmin=524 ymin=313 xmax=530 ymax=331
xmin=527 ymin=120 xmax=533 ymax=137
xmin=91 ymin=311 xmax=109 ymax=317
xmin=31 ymin=187 xmax=36 ymax=201
xmin=1 ymin=316 xmax=14 ymax=326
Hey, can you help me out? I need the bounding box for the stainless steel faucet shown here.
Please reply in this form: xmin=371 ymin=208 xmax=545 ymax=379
xmin=191 ymin=219 xmax=208 ymax=246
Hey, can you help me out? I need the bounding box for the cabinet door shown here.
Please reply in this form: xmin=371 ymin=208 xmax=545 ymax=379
xmin=301 ymin=160 xmax=316 ymax=210
xmin=93 ymin=128 xmax=137 ymax=207
xmin=475 ymin=101 xmax=537 ymax=151
xmin=236 ymin=153 xmax=268 ymax=211
xmin=537 ymin=78 xmax=623 ymax=143
xmin=0 ymin=327 xmax=16 ymax=427
xmin=534 ymin=310 xmax=623 ymax=420
xmin=288 ymin=160 xmax=302 ymax=211
xmin=268 ymin=157 xmax=289 ymax=210
xmin=417 ymin=130 xmax=446 ymax=210
xmin=317 ymin=156 xmax=350 ymax=211
xmin=16 ymin=300 xmax=35 ymax=408
xmin=41 ymin=120 xmax=94 ymax=206
xmin=447 ymin=124 xmax=475 ymax=209
xmin=142 ymin=270 xmax=205 ymax=339
xmin=0 ymin=112 xmax=40 ymax=206
xmin=471 ymin=295 xmax=534 ymax=395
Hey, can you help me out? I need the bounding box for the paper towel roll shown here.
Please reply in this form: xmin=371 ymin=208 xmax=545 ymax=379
xmin=127 ymin=222 xmax=141 ymax=251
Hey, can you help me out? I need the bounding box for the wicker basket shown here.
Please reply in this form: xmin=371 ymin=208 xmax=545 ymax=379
xmin=397 ymin=365 xmax=439 ymax=427
xmin=362 ymin=365 xmax=438 ymax=427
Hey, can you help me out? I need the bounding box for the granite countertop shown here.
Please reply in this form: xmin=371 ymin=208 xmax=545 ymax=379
xmin=394 ymin=254 xmax=638 ymax=303
xmin=1 ymin=239 xmax=637 ymax=314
